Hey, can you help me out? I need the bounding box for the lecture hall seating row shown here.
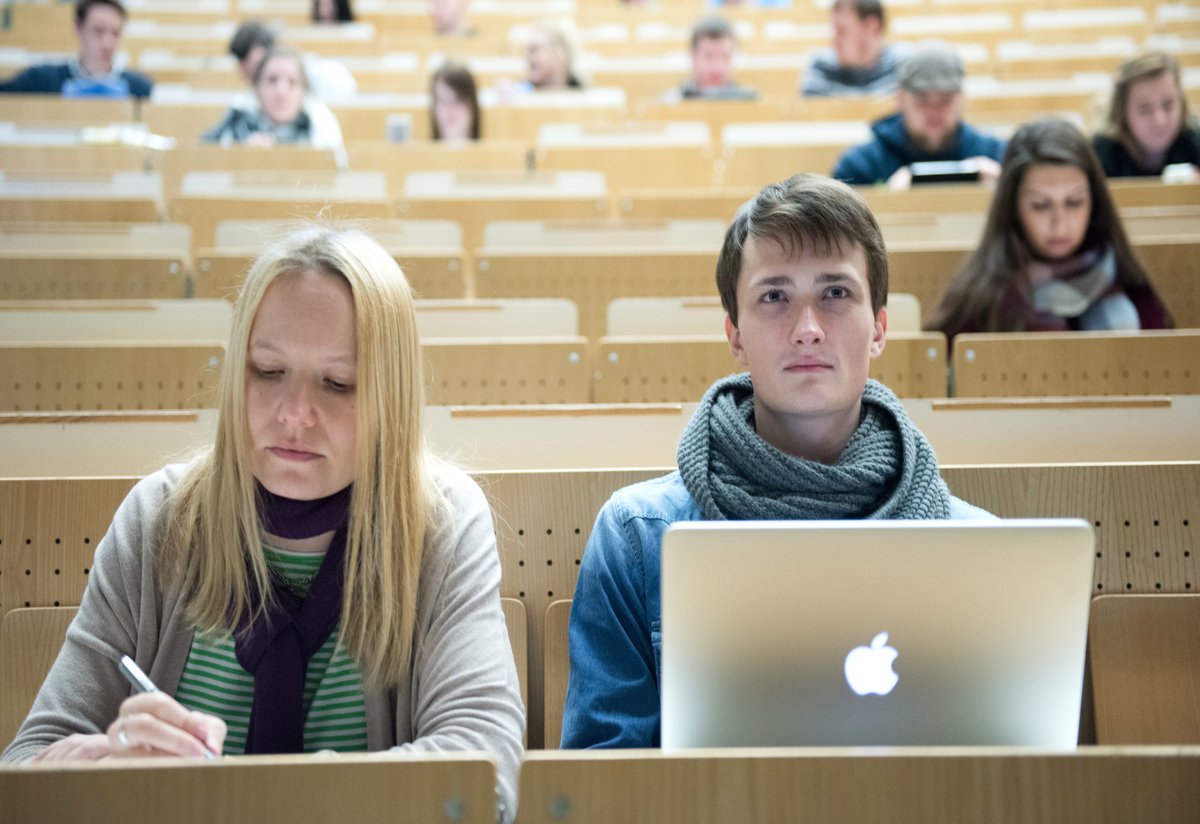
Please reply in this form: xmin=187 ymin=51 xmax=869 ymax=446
xmin=4 ymin=394 xmax=1199 ymax=477
xmin=1 ymin=462 xmax=1198 ymax=751
xmin=3 ymin=329 xmax=1198 ymax=409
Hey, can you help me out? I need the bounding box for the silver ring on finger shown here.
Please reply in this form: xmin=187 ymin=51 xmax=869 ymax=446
xmin=116 ymin=721 xmax=130 ymax=749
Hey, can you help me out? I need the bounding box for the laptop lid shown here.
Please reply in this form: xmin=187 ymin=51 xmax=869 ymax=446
xmin=660 ymin=519 xmax=1094 ymax=750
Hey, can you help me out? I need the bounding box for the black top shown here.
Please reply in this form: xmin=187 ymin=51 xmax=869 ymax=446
xmin=0 ymin=62 xmax=153 ymax=99
xmin=1092 ymin=127 xmax=1200 ymax=177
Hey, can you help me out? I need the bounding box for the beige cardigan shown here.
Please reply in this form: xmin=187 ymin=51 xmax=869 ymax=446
xmin=2 ymin=463 xmax=525 ymax=821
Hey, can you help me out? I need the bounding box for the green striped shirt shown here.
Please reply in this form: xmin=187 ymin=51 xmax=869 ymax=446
xmin=174 ymin=546 xmax=369 ymax=754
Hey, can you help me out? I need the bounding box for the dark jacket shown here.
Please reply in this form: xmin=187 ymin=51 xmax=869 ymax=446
xmin=0 ymin=62 xmax=153 ymax=99
xmin=1092 ymin=128 xmax=1200 ymax=178
xmin=832 ymin=112 xmax=1006 ymax=186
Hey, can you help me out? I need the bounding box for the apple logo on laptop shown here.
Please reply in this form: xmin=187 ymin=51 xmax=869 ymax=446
xmin=844 ymin=632 xmax=899 ymax=696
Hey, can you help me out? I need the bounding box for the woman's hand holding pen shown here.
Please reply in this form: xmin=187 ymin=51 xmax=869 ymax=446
xmin=30 ymin=655 xmax=227 ymax=762
xmin=105 ymin=691 xmax=226 ymax=759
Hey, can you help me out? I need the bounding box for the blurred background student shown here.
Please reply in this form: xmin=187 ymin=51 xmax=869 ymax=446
xmin=802 ymin=0 xmax=905 ymax=98
xmin=0 ymin=0 xmax=152 ymax=99
xmin=228 ymin=21 xmax=356 ymax=101
xmin=1092 ymin=52 xmax=1200 ymax=182
xmin=433 ymin=0 xmax=474 ymax=37
xmin=831 ymin=43 xmax=1003 ymax=189
xmin=313 ymin=0 xmax=355 ymax=23
xmin=520 ymin=22 xmax=584 ymax=91
xmin=430 ymin=62 xmax=481 ymax=142
xmin=927 ymin=117 xmax=1172 ymax=341
xmin=671 ymin=17 xmax=755 ymax=101
xmin=203 ymin=45 xmax=347 ymax=168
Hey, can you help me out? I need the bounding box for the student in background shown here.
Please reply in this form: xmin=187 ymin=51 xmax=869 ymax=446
xmin=928 ymin=117 xmax=1172 ymax=340
xmin=802 ymin=0 xmax=906 ymax=98
xmin=433 ymin=0 xmax=474 ymax=37
xmin=203 ymin=46 xmax=348 ymax=168
xmin=313 ymin=0 xmax=355 ymax=23
xmin=430 ymin=62 xmax=481 ymax=142
xmin=1093 ymin=52 xmax=1200 ymax=181
xmin=672 ymin=17 xmax=755 ymax=101
xmin=0 ymin=226 xmax=524 ymax=821
xmin=561 ymin=174 xmax=992 ymax=749
xmin=0 ymin=0 xmax=152 ymax=99
xmin=521 ymin=22 xmax=584 ymax=91
xmin=228 ymin=20 xmax=357 ymax=101
xmin=831 ymin=43 xmax=1003 ymax=189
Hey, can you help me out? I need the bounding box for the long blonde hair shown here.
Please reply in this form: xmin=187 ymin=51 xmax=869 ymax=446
xmin=163 ymin=226 xmax=444 ymax=687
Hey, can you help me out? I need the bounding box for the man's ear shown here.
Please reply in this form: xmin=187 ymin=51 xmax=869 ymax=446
xmin=869 ymin=305 xmax=887 ymax=359
xmin=725 ymin=314 xmax=748 ymax=366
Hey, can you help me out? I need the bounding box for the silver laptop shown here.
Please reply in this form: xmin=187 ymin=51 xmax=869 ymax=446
xmin=660 ymin=519 xmax=1094 ymax=750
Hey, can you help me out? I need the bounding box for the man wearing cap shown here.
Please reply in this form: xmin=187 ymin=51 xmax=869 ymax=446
xmin=831 ymin=43 xmax=1004 ymax=189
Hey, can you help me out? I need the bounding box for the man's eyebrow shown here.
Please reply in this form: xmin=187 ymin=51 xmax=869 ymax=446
xmin=749 ymin=275 xmax=795 ymax=288
xmin=814 ymin=272 xmax=855 ymax=283
xmin=748 ymin=272 xmax=858 ymax=288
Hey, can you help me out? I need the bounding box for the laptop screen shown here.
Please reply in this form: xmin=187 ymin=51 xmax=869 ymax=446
xmin=660 ymin=519 xmax=1094 ymax=749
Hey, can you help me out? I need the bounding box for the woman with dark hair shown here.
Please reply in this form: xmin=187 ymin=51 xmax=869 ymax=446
xmin=1093 ymin=51 xmax=1200 ymax=180
xmin=313 ymin=0 xmax=354 ymax=22
xmin=927 ymin=117 xmax=1172 ymax=340
xmin=429 ymin=62 xmax=481 ymax=142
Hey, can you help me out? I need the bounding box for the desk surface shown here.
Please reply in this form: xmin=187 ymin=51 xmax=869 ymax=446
xmin=0 ymin=752 xmax=499 ymax=824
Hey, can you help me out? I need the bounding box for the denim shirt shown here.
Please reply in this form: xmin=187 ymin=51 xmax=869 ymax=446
xmin=560 ymin=470 xmax=994 ymax=749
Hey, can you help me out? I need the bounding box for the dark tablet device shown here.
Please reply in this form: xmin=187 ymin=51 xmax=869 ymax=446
xmin=910 ymin=159 xmax=982 ymax=184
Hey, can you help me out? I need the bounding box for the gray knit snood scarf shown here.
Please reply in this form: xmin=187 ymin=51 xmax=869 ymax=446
xmin=677 ymin=373 xmax=952 ymax=521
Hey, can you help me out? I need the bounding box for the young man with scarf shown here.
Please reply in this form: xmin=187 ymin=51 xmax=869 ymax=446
xmin=561 ymin=174 xmax=992 ymax=749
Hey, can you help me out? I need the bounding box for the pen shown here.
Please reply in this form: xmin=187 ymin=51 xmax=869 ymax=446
xmin=118 ymin=655 xmax=218 ymax=760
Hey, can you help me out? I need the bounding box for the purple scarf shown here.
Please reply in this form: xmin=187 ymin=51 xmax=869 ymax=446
xmin=233 ymin=482 xmax=352 ymax=754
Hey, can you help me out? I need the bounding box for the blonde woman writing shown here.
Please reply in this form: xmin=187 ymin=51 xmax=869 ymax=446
xmin=2 ymin=227 xmax=525 ymax=819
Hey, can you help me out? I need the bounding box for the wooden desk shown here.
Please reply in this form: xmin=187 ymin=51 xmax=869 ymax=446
xmin=399 ymin=171 xmax=611 ymax=276
xmin=424 ymin=338 xmax=592 ymax=406
xmin=952 ymin=331 xmax=1200 ymax=397
xmin=0 ymin=300 xmax=230 ymax=342
xmin=0 ymin=95 xmax=134 ymax=126
xmin=0 ymin=753 xmax=499 ymax=824
xmin=474 ymin=249 xmax=717 ymax=343
xmin=172 ymin=171 xmax=394 ymax=250
xmin=593 ymin=333 xmax=948 ymax=402
xmin=0 ymin=171 xmax=163 ymax=223
xmin=0 ymin=342 xmax=225 ymax=412
xmin=3 ymin=463 xmax=1200 ymax=748
xmin=0 ymin=254 xmax=193 ymax=300
xmin=535 ymin=121 xmax=717 ymax=191
xmin=1090 ymin=595 xmax=1200 ymax=744
xmin=518 ymin=748 xmax=1200 ymax=823
xmin=0 ymin=410 xmax=217 ymax=478
xmin=348 ymin=140 xmax=532 ymax=194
